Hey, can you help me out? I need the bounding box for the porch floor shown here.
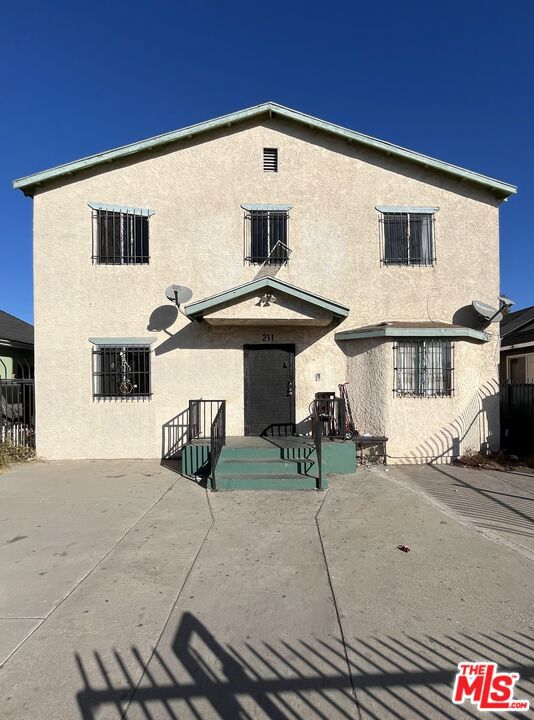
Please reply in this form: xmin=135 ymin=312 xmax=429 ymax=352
xmin=188 ymin=435 xmax=343 ymax=449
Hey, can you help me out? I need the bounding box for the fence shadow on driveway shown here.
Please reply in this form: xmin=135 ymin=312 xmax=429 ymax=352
xmin=75 ymin=612 xmax=534 ymax=719
xmin=397 ymin=464 xmax=534 ymax=542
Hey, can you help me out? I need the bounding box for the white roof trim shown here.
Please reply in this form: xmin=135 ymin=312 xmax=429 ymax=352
xmin=241 ymin=204 xmax=293 ymax=211
xmin=13 ymin=102 xmax=517 ymax=198
xmin=88 ymin=337 xmax=157 ymax=346
xmin=376 ymin=205 xmax=439 ymax=214
xmin=501 ymin=340 xmax=534 ymax=352
xmin=88 ymin=201 xmax=155 ymax=216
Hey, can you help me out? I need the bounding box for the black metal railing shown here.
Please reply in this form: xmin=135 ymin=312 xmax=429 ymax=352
xmin=188 ymin=400 xmax=224 ymax=442
xmin=210 ymin=401 xmax=226 ymax=492
xmin=0 ymin=359 xmax=35 ymax=448
xmin=244 ymin=209 xmax=289 ymax=265
xmin=310 ymin=400 xmax=324 ymax=490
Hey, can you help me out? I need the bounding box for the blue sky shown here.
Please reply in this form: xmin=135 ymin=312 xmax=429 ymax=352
xmin=1 ymin=0 xmax=532 ymax=323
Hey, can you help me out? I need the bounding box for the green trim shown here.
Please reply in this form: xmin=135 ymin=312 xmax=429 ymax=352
xmin=241 ymin=203 xmax=293 ymax=211
xmin=376 ymin=205 xmax=439 ymax=214
xmin=88 ymin=201 xmax=155 ymax=216
xmin=184 ymin=276 xmax=350 ymax=321
xmin=13 ymin=102 xmax=517 ymax=198
xmin=88 ymin=337 xmax=156 ymax=346
xmin=335 ymin=326 xmax=489 ymax=342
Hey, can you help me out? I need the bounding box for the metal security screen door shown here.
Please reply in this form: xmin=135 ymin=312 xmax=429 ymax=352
xmin=244 ymin=344 xmax=295 ymax=435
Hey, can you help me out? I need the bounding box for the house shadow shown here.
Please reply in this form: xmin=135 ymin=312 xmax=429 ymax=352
xmin=74 ymin=612 xmax=534 ymax=719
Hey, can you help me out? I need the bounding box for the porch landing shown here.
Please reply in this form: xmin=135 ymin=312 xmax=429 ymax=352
xmin=182 ymin=436 xmax=356 ymax=490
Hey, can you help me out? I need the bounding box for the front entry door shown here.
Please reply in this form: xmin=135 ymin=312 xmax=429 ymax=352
xmin=244 ymin=344 xmax=295 ymax=435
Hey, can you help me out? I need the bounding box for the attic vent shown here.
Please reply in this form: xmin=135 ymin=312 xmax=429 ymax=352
xmin=263 ymin=148 xmax=278 ymax=172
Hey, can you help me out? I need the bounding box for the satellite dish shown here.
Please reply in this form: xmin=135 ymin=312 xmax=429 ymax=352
xmin=472 ymin=300 xmax=502 ymax=323
xmin=165 ymin=284 xmax=193 ymax=305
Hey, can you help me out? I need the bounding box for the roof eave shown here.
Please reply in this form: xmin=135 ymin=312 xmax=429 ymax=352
xmin=335 ymin=326 xmax=489 ymax=342
xmin=13 ymin=102 xmax=517 ymax=198
xmin=184 ymin=276 xmax=350 ymax=321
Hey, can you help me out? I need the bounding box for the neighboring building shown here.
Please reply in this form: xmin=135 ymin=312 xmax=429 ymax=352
xmin=13 ymin=102 xmax=516 ymax=463
xmin=501 ymin=306 xmax=534 ymax=383
xmin=0 ymin=310 xmax=34 ymax=379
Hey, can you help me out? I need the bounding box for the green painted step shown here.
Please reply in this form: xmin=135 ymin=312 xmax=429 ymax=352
xmin=213 ymin=473 xmax=319 ymax=491
xmin=216 ymin=457 xmax=314 ymax=475
xmin=219 ymin=447 xmax=315 ymax=460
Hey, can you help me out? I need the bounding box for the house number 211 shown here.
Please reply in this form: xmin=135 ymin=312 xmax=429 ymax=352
xmin=262 ymin=334 xmax=274 ymax=342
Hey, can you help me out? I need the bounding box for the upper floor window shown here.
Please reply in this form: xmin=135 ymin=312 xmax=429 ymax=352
xmin=242 ymin=204 xmax=291 ymax=265
xmin=89 ymin=202 xmax=154 ymax=265
xmin=92 ymin=344 xmax=151 ymax=399
xmin=263 ymin=148 xmax=278 ymax=172
xmin=394 ymin=339 xmax=453 ymax=397
xmin=378 ymin=207 xmax=437 ymax=266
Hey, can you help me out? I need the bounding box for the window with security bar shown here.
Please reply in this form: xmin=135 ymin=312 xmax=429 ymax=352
xmin=92 ymin=208 xmax=150 ymax=264
xmin=92 ymin=345 xmax=151 ymax=399
xmin=244 ymin=209 xmax=289 ymax=264
xmin=380 ymin=212 xmax=435 ymax=266
xmin=394 ymin=340 xmax=453 ymax=397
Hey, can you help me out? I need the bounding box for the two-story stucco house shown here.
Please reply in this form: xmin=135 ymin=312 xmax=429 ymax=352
xmin=13 ymin=102 xmax=516 ymax=474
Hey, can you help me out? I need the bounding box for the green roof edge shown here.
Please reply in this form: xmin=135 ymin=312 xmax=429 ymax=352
xmin=184 ymin=276 xmax=350 ymax=320
xmin=13 ymin=102 xmax=517 ymax=198
xmin=335 ymin=326 xmax=489 ymax=342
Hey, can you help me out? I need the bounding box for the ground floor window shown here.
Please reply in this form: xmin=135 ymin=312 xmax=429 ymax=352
xmin=92 ymin=345 xmax=151 ymax=398
xmin=394 ymin=339 xmax=453 ymax=397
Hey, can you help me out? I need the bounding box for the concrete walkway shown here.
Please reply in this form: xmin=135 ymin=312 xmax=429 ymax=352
xmin=0 ymin=460 xmax=533 ymax=718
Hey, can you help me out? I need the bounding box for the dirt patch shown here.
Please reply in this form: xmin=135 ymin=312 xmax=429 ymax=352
xmin=455 ymin=449 xmax=534 ymax=473
xmin=0 ymin=442 xmax=36 ymax=472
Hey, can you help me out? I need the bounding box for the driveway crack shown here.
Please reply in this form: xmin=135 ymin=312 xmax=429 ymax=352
xmin=0 ymin=479 xmax=179 ymax=668
xmin=315 ymin=491 xmax=362 ymax=720
xmin=121 ymin=487 xmax=215 ymax=718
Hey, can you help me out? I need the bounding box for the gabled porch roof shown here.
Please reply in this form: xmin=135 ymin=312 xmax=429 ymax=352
xmin=184 ymin=276 xmax=349 ymax=325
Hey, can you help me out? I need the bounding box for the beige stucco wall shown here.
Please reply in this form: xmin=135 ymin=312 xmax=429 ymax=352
xmin=344 ymin=336 xmax=500 ymax=463
xmin=32 ymin=117 xmax=502 ymax=460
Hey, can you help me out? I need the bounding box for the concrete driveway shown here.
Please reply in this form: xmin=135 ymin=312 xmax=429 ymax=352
xmin=1 ymin=460 xmax=533 ymax=719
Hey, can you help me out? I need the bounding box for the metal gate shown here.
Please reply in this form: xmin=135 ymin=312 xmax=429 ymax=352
xmin=501 ymin=381 xmax=534 ymax=454
xmin=0 ymin=359 xmax=35 ymax=448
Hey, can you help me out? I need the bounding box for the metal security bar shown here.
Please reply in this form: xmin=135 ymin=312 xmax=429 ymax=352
xmin=92 ymin=345 xmax=151 ymax=399
xmin=394 ymin=340 xmax=453 ymax=397
xmin=379 ymin=212 xmax=435 ymax=266
xmin=244 ymin=210 xmax=289 ymax=264
xmin=0 ymin=359 xmax=35 ymax=448
xmin=501 ymin=381 xmax=534 ymax=453
xmin=92 ymin=208 xmax=149 ymax=264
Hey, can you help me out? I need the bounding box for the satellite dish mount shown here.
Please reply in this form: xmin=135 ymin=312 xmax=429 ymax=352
xmin=165 ymin=284 xmax=193 ymax=315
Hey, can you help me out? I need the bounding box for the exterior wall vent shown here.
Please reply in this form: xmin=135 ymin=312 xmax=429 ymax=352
xmin=263 ymin=148 xmax=278 ymax=172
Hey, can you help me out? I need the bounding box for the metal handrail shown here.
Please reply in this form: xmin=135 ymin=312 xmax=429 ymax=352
xmin=310 ymin=400 xmax=323 ymax=490
xmin=188 ymin=399 xmax=224 ymax=442
xmin=210 ymin=401 xmax=226 ymax=492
